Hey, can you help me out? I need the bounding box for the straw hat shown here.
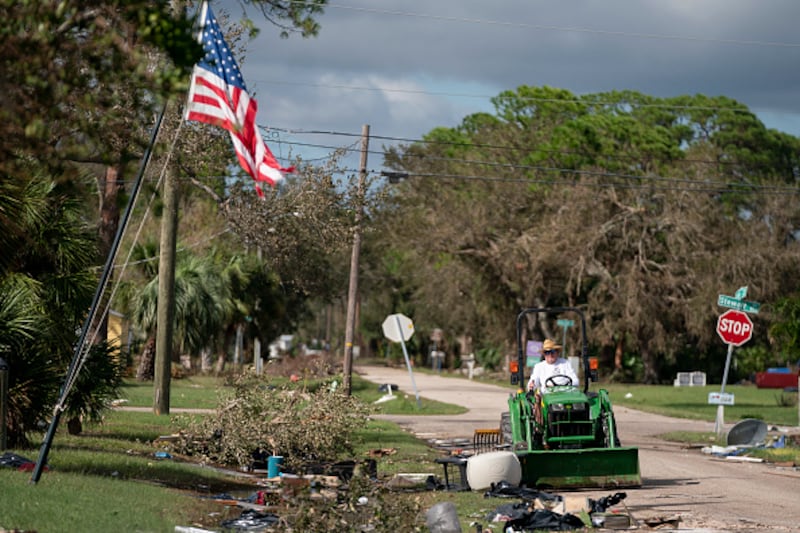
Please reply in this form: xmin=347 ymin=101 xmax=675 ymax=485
xmin=542 ymin=339 xmax=562 ymax=352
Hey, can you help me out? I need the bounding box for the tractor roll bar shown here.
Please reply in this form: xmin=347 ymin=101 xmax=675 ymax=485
xmin=515 ymin=307 xmax=589 ymax=393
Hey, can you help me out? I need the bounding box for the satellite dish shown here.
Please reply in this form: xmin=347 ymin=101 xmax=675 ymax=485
xmin=726 ymin=418 xmax=768 ymax=446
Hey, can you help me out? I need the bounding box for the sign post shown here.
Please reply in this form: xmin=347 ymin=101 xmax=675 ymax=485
xmin=556 ymin=318 xmax=574 ymax=357
xmin=713 ymin=288 xmax=758 ymax=435
xmin=381 ymin=313 xmax=421 ymax=408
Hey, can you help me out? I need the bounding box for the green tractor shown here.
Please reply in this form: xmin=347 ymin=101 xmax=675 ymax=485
xmin=503 ymin=307 xmax=641 ymax=489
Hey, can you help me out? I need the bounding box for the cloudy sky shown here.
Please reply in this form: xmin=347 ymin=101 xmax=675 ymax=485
xmin=219 ymin=0 xmax=800 ymax=174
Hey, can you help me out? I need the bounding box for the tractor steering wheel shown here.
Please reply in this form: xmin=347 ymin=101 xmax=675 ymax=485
xmin=545 ymin=374 xmax=574 ymax=388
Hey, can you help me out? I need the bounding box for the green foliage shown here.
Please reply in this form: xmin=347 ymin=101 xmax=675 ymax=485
xmin=0 ymin=168 xmax=121 ymax=446
xmin=735 ymin=344 xmax=781 ymax=378
xmin=64 ymin=342 xmax=126 ymax=425
xmin=175 ymin=371 xmax=372 ymax=472
xmin=0 ymin=1 xmax=201 ymax=170
xmin=243 ymin=0 xmax=329 ymax=38
xmin=476 ymin=346 xmax=504 ymax=371
xmin=768 ymin=294 xmax=800 ymax=365
xmin=368 ymin=84 xmax=800 ymax=385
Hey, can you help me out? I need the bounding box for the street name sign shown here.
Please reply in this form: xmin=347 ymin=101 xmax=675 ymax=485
xmin=717 ymin=294 xmax=760 ymax=314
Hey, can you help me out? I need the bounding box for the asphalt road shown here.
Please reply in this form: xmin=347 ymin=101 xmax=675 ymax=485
xmin=356 ymin=365 xmax=800 ymax=532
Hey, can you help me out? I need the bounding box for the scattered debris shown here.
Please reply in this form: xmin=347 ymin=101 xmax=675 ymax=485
xmin=219 ymin=509 xmax=280 ymax=531
xmin=478 ymin=485 xmax=638 ymax=531
xmin=0 ymin=452 xmax=45 ymax=472
xmin=367 ymin=448 xmax=396 ymax=458
xmin=485 ymin=501 xmax=586 ymax=531
xmin=426 ymin=501 xmax=462 ymax=533
xmin=643 ymin=514 xmax=682 ymax=529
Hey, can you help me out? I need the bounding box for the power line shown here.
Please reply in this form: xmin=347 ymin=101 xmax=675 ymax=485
xmin=265 ymin=126 xmax=780 ymax=172
xmin=328 ymin=166 xmax=800 ymax=196
xmin=253 ymin=79 xmax=764 ymax=114
xmin=322 ymin=3 xmax=800 ymax=49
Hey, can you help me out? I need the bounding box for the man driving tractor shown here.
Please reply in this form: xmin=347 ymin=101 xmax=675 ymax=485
xmin=527 ymin=338 xmax=579 ymax=393
xmin=526 ymin=338 xmax=579 ymax=425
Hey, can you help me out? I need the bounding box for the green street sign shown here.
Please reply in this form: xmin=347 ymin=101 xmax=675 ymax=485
xmin=735 ymin=286 xmax=748 ymax=300
xmin=717 ymin=294 xmax=760 ymax=314
xmin=557 ymin=319 xmax=575 ymax=328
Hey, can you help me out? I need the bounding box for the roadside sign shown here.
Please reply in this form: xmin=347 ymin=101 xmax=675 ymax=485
xmin=556 ymin=319 xmax=574 ymax=328
xmin=708 ymin=392 xmax=735 ymax=406
xmin=734 ymin=286 xmax=748 ymax=300
xmin=381 ymin=313 xmax=415 ymax=343
xmin=716 ymin=310 xmax=754 ymax=346
xmin=526 ymin=340 xmax=542 ymax=367
xmin=717 ymin=294 xmax=760 ymax=314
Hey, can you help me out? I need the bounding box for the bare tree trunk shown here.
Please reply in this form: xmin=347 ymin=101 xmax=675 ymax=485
xmin=640 ymin=345 xmax=660 ymax=384
xmin=200 ymin=347 xmax=213 ymax=373
xmin=136 ymin=335 xmax=157 ymax=381
xmin=215 ymin=351 xmax=226 ymax=374
xmin=614 ymin=337 xmax=624 ymax=371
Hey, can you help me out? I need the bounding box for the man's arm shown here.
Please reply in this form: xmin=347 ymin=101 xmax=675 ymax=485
xmin=563 ymin=361 xmax=579 ymax=385
xmin=528 ymin=363 xmax=542 ymax=390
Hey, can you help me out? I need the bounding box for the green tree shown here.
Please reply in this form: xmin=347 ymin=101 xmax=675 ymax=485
xmin=374 ymin=86 xmax=800 ymax=383
xmin=0 ymin=172 xmax=124 ymax=446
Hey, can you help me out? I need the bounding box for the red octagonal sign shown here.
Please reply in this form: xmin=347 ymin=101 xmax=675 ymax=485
xmin=716 ymin=309 xmax=754 ymax=346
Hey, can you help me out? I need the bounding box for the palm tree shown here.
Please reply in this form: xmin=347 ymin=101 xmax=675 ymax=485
xmin=0 ymin=172 xmax=123 ymax=446
xmin=132 ymin=253 xmax=232 ymax=379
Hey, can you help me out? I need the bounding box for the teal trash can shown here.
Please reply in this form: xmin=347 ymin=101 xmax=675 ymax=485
xmin=267 ymin=455 xmax=283 ymax=478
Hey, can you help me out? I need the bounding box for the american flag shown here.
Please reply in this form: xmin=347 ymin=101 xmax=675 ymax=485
xmin=185 ymin=1 xmax=291 ymax=195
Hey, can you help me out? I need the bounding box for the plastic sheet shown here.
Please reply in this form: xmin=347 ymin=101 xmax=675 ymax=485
xmin=426 ymin=501 xmax=462 ymax=533
xmin=219 ymin=509 xmax=279 ymax=531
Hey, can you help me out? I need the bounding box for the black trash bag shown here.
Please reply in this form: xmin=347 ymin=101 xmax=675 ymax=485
xmin=486 ymin=502 xmax=530 ymax=523
xmin=426 ymin=475 xmax=446 ymax=491
xmin=487 ymin=503 xmax=585 ymax=531
xmin=484 ymin=481 xmax=563 ymax=505
xmin=0 ymin=452 xmax=38 ymax=470
xmin=220 ymin=509 xmax=280 ymax=531
xmin=587 ymin=492 xmax=627 ymax=513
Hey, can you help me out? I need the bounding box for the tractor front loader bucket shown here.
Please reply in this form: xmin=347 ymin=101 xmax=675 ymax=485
xmin=517 ymin=446 xmax=641 ymax=489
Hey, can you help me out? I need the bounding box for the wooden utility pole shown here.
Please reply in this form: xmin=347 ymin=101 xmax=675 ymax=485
xmin=154 ymin=163 xmax=178 ymax=415
xmin=154 ymin=0 xmax=184 ymax=415
xmin=342 ymin=124 xmax=369 ymax=395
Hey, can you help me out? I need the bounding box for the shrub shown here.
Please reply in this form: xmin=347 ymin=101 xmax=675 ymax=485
xmin=476 ymin=346 xmax=503 ymax=371
xmin=175 ymin=370 xmax=371 ymax=472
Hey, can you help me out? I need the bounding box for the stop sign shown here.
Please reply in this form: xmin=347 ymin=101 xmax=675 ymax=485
xmin=716 ymin=309 xmax=754 ymax=346
xmin=382 ymin=313 xmax=415 ymax=343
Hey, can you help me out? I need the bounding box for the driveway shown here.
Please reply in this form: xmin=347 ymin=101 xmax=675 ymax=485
xmin=356 ymin=365 xmax=799 ymax=532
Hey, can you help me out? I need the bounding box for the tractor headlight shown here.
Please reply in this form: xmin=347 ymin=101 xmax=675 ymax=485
xmin=572 ymin=402 xmax=587 ymax=411
xmin=550 ymin=403 xmax=565 ymax=412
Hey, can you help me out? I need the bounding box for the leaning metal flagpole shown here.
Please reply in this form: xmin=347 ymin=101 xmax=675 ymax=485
xmin=30 ymin=103 xmax=168 ymax=484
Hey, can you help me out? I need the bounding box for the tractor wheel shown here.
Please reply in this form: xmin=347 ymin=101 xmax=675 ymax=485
xmin=600 ymin=413 xmax=622 ymax=448
xmin=500 ymin=412 xmax=512 ymax=444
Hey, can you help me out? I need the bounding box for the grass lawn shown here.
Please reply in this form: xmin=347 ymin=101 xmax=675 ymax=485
xmin=600 ymin=382 xmax=799 ymax=427
xmin=3 ymin=367 xmax=796 ymax=532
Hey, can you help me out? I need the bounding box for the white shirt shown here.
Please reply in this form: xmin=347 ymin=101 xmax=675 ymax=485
xmin=527 ymin=357 xmax=579 ymax=392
